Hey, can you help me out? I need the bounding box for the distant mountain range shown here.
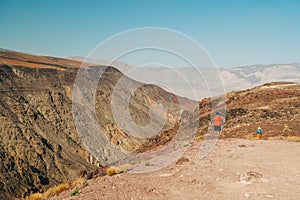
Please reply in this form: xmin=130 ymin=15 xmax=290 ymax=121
xmin=68 ymin=56 xmax=300 ymax=100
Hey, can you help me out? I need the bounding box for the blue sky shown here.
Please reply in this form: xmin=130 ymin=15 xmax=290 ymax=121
xmin=0 ymin=0 xmax=300 ymax=67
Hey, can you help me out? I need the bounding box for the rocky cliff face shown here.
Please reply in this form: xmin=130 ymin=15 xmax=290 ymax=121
xmin=0 ymin=56 xmax=96 ymax=199
xmin=0 ymin=50 xmax=183 ymax=199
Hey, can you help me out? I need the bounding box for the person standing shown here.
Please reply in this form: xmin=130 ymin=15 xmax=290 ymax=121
xmin=256 ymin=127 xmax=262 ymax=139
xmin=213 ymin=112 xmax=223 ymax=135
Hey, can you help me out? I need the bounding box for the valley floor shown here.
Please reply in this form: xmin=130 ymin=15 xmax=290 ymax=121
xmin=54 ymin=139 xmax=300 ymax=200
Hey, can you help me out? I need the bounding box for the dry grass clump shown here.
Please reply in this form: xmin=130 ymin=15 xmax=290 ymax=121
xmin=53 ymin=183 xmax=70 ymax=195
xmin=27 ymin=164 xmax=134 ymax=199
xmin=286 ymin=136 xmax=300 ymax=142
xmin=106 ymin=165 xmax=131 ymax=176
xmin=71 ymin=177 xmax=86 ymax=187
xmin=43 ymin=183 xmax=70 ymax=198
xmin=68 ymin=177 xmax=89 ymax=196
xmin=195 ymin=135 xmax=204 ymax=140
xmin=26 ymin=179 xmax=90 ymax=199
xmin=106 ymin=167 xmax=117 ymax=176
xmin=26 ymin=183 xmax=70 ymax=200
xmin=120 ymin=164 xmax=132 ymax=172
xmin=268 ymin=136 xmax=300 ymax=142
xmin=268 ymin=136 xmax=284 ymax=140
xmin=42 ymin=188 xmax=55 ymax=199
xmin=27 ymin=193 xmax=43 ymax=200
xmin=244 ymin=133 xmax=258 ymax=140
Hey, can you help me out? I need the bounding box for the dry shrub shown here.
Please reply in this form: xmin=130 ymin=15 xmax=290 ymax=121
xmin=268 ymin=136 xmax=300 ymax=141
xmin=71 ymin=177 xmax=86 ymax=187
xmin=286 ymin=136 xmax=300 ymax=142
xmin=195 ymin=135 xmax=204 ymax=140
xmin=268 ymin=136 xmax=284 ymax=140
xmin=27 ymin=193 xmax=43 ymax=200
xmin=106 ymin=164 xmax=130 ymax=176
xmin=42 ymin=187 xmax=56 ymax=199
xmin=106 ymin=167 xmax=116 ymax=176
xmin=120 ymin=164 xmax=132 ymax=172
xmin=27 ymin=183 xmax=70 ymax=200
xmin=53 ymin=183 xmax=70 ymax=195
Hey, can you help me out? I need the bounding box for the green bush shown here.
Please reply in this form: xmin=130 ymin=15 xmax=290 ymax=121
xmin=71 ymin=187 xmax=79 ymax=196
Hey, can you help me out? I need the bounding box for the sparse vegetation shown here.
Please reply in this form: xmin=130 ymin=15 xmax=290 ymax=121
xmin=25 ymin=179 xmax=87 ymax=199
xmin=195 ymin=135 xmax=204 ymax=140
xmin=107 ymin=167 xmax=117 ymax=176
xmin=106 ymin=165 xmax=129 ymax=176
xmin=72 ymin=177 xmax=86 ymax=187
xmin=26 ymin=183 xmax=69 ymax=200
xmin=54 ymin=183 xmax=70 ymax=195
xmin=42 ymin=188 xmax=55 ymax=199
xmin=145 ymin=161 xmax=151 ymax=166
xmin=120 ymin=164 xmax=131 ymax=172
xmin=268 ymin=136 xmax=284 ymax=140
xmin=268 ymin=136 xmax=300 ymax=142
xmin=71 ymin=187 xmax=79 ymax=196
xmin=82 ymin=181 xmax=89 ymax=188
xmin=131 ymin=160 xmax=137 ymax=165
xmin=27 ymin=193 xmax=43 ymax=200
xmin=286 ymin=136 xmax=300 ymax=142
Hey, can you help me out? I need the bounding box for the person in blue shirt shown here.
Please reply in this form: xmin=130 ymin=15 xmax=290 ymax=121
xmin=256 ymin=127 xmax=262 ymax=139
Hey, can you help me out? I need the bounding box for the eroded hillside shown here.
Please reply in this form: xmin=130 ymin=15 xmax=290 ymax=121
xmin=0 ymin=50 xmax=183 ymax=199
xmin=196 ymin=82 xmax=300 ymax=139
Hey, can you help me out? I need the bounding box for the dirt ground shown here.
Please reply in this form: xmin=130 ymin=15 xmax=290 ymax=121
xmin=54 ymin=139 xmax=300 ymax=200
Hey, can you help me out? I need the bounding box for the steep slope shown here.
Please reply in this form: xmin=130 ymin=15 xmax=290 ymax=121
xmin=0 ymin=67 xmax=93 ymax=199
xmin=0 ymin=50 xmax=184 ymax=198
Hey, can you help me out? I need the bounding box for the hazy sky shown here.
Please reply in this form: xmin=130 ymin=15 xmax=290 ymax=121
xmin=1 ymin=0 xmax=300 ymax=67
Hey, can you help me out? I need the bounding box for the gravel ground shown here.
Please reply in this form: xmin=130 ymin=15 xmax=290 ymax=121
xmin=53 ymin=139 xmax=300 ymax=200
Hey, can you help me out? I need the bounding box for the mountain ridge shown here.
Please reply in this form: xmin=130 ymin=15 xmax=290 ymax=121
xmin=0 ymin=50 xmax=185 ymax=198
xmin=67 ymin=55 xmax=300 ymax=100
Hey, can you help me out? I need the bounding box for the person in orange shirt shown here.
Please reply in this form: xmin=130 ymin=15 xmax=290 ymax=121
xmin=213 ymin=112 xmax=223 ymax=135
xmin=256 ymin=127 xmax=262 ymax=140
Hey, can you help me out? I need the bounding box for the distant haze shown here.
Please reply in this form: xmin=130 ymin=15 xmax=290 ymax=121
xmin=69 ymin=56 xmax=300 ymax=100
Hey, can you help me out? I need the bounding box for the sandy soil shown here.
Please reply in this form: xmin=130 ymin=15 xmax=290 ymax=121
xmin=54 ymin=139 xmax=300 ymax=200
